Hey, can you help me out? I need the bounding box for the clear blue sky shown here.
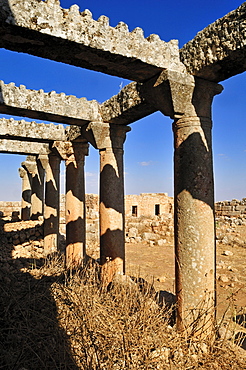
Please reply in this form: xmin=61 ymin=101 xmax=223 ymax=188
xmin=0 ymin=0 xmax=245 ymax=201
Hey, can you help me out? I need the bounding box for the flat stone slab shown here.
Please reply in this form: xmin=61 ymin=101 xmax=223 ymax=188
xmin=0 ymin=138 xmax=51 ymax=155
xmin=0 ymin=80 xmax=100 ymax=125
xmin=0 ymin=117 xmax=65 ymax=141
xmin=0 ymin=0 xmax=185 ymax=82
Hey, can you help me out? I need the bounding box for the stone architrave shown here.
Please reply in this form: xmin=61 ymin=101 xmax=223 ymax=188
xmin=170 ymin=74 xmax=223 ymax=333
xmin=83 ymin=122 xmax=130 ymax=283
xmin=40 ymin=153 xmax=61 ymax=254
xmin=18 ymin=166 xmax=32 ymax=220
xmin=53 ymin=140 xmax=89 ymax=267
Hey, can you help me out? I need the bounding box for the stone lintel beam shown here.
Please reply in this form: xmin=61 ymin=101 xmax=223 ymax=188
xmin=66 ymin=72 xmax=192 ymax=134
xmin=0 ymin=1 xmax=185 ymax=82
xmin=0 ymin=81 xmax=101 ymax=126
xmin=180 ymin=3 xmax=246 ymax=82
xmin=99 ymin=82 xmax=157 ymax=125
xmin=99 ymin=71 xmax=195 ymax=125
xmin=0 ymin=117 xmax=66 ymax=141
xmin=0 ymin=139 xmax=51 ymax=155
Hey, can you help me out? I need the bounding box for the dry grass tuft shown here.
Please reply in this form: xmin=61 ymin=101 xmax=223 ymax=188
xmin=0 ymin=254 xmax=245 ymax=369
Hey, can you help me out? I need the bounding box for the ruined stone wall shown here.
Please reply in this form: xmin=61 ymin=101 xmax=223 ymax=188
xmin=0 ymin=201 xmax=21 ymax=218
xmin=2 ymin=196 xmax=246 ymax=221
xmin=1 ymin=196 xmax=246 ymax=252
xmin=0 ymin=220 xmax=44 ymax=262
xmin=125 ymin=193 xmax=173 ymax=218
xmin=215 ymin=198 xmax=246 ymax=217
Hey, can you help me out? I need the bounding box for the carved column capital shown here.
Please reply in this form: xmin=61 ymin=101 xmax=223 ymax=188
xmin=52 ymin=140 xmax=89 ymax=165
xmin=141 ymin=69 xmax=223 ymax=119
xmin=21 ymin=155 xmax=37 ymax=176
xmin=82 ymin=121 xmax=131 ymax=150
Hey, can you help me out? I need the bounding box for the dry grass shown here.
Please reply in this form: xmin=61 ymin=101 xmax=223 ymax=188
xmin=0 ymin=254 xmax=245 ymax=369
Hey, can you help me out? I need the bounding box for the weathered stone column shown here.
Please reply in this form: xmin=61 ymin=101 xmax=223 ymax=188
xmin=172 ymin=77 xmax=223 ymax=333
xmin=40 ymin=153 xmax=61 ymax=254
xmin=21 ymin=155 xmax=45 ymax=220
xmin=18 ymin=166 xmax=32 ymax=221
xmin=64 ymin=141 xmax=89 ymax=266
xmin=83 ymin=122 xmax=130 ymax=283
xmin=142 ymin=70 xmax=223 ymax=333
xmin=30 ymin=157 xmax=44 ymax=220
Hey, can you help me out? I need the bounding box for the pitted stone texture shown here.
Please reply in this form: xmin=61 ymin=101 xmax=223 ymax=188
xmin=66 ymin=125 xmax=82 ymax=142
xmin=100 ymin=82 xmax=156 ymax=125
xmin=0 ymin=0 xmax=185 ymax=81
xmin=0 ymin=117 xmax=65 ymax=141
xmin=180 ymin=3 xmax=246 ymax=82
xmin=0 ymin=139 xmax=51 ymax=155
xmin=0 ymin=81 xmax=101 ymax=125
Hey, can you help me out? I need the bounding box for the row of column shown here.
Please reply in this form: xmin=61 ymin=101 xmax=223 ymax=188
xmin=18 ymin=76 xmax=222 ymax=333
xmin=19 ymin=153 xmax=60 ymax=254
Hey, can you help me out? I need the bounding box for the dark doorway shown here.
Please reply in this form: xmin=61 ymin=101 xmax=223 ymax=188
xmin=155 ymin=204 xmax=160 ymax=216
xmin=132 ymin=205 xmax=137 ymax=217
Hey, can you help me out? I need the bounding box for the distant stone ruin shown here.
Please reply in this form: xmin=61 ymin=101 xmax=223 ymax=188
xmin=0 ymin=0 xmax=245 ymax=331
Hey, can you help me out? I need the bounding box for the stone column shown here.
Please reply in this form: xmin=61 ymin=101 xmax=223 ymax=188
xmin=18 ymin=166 xmax=32 ymax=221
xmin=142 ymin=70 xmax=223 ymax=333
xmin=41 ymin=153 xmax=61 ymax=254
xmin=30 ymin=157 xmax=45 ymax=220
xmin=82 ymin=122 xmax=130 ymax=283
xmin=65 ymin=141 xmax=89 ymax=267
xmin=172 ymin=77 xmax=223 ymax=333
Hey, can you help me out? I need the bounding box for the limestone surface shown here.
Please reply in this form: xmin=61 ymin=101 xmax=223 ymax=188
xmin=100 ymin=82 xmax=156 ymax=125
xmin=0 ymin=139 xmax=51 ymax=155
xmin=0 ymin=117 xmax=65 ymax=141
xmin=180 ymin=2 xmax=246 ymax=82
xmin=0 ymin=0 xmax=185 ymax=81
xmin=0 ymin=80 xmax=100 ymax=125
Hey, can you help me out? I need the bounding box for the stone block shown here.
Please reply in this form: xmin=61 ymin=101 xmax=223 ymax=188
xmin=142 ymin=232 xmax=158 ymax=241
xmin=221 ymin=206 xmax=233 ymax=211
xmin=235 ymin=205 xmax=246 ymax=212
xmin=157 ymin=239 xmax=167 ymax=246
xmin=128 ymin=227 xmax=138 ymax=238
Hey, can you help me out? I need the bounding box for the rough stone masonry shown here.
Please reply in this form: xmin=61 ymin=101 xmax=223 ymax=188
xmin=0 ymin=0 xmax=245 ymax=332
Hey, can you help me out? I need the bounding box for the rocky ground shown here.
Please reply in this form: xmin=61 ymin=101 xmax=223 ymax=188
xmin=125 ymin=215 xmax=246 ymax=351
xmin=0 ymin=214 xmax=246 ymax=353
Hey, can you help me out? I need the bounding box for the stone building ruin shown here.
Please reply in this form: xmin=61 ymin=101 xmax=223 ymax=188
xmin=0 ymin=0 xmax=245 ymax=331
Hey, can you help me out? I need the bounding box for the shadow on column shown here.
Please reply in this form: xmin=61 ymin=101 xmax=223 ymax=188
xmin=174 ymin=130 xmax=214 ymax=208
xmin=100 ymin=159 xmax=125 ymax=267
xmin=65 ymin=157 xmax=86 ymax=265
xmin=44 ymin=178 xmax=60 ymax=251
